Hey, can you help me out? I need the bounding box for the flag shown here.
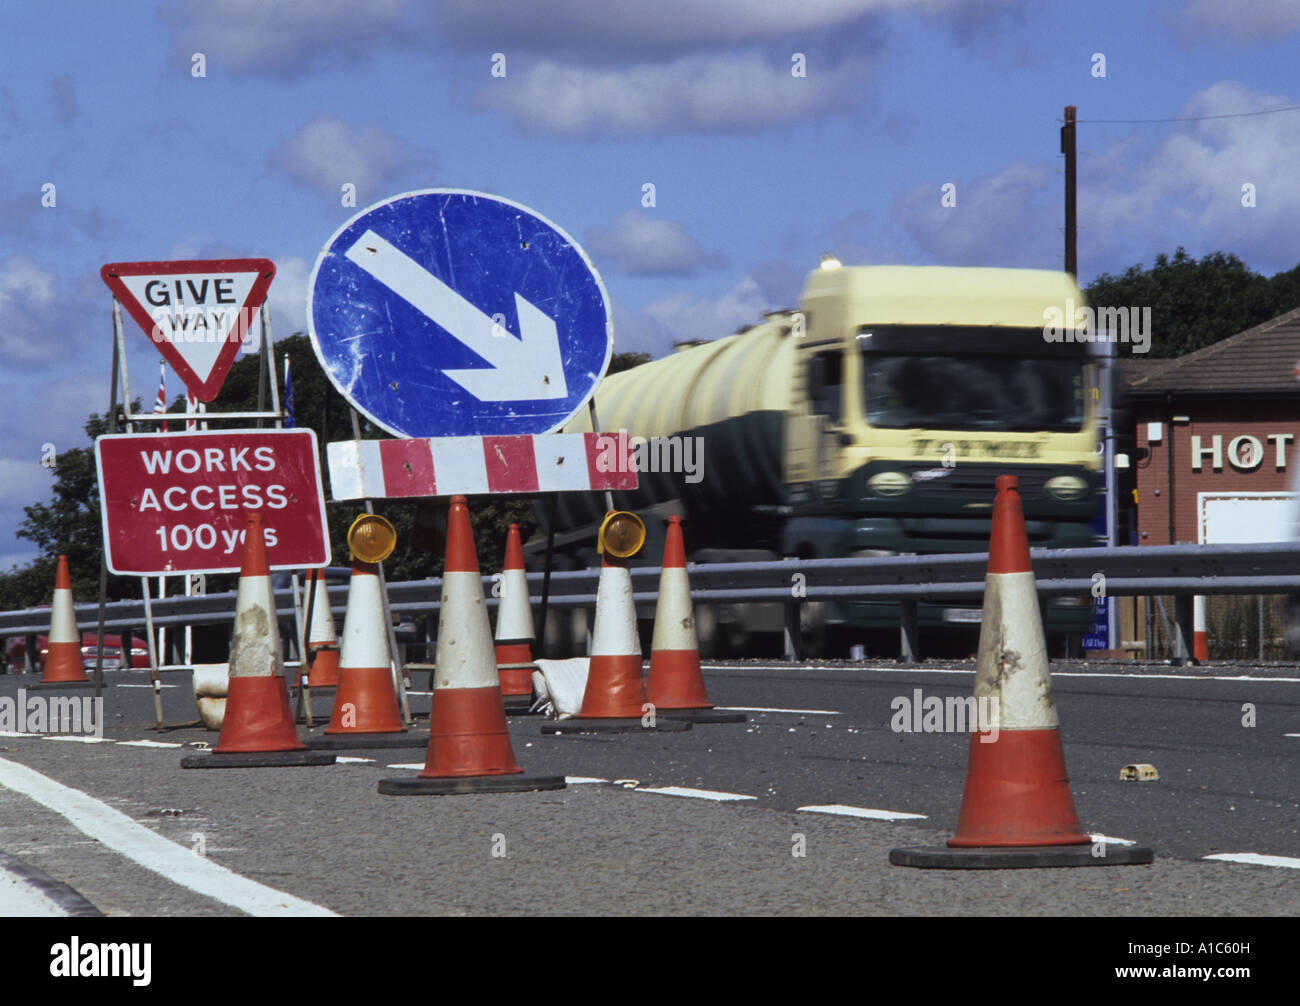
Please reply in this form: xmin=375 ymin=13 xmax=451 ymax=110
xmin=154 ymin=361 xmax=168 ymax=432
xmin=284 ymin=355 xmax=296 ymax=428
xmin=186 ymin=392 xmax=201 ymax=431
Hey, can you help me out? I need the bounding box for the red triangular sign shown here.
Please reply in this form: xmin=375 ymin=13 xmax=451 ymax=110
xmin=101 ymin=258 xmax=276 ymax=402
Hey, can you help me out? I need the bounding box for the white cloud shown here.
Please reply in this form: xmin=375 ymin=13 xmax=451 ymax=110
xmin=478 ymin=52 xmax=866 ymax=136
xmin=267 ymin=255 xmax=311 ymax=337
xmin=1167 ymin=0 xmax=1300 ymax=42
xmin=1080 ymin=82 xmax=1300 ymax=273
xmin=0 ymin=257 xmax=91 ymax=367
xmin=439 ymin=0 xmax=1014 ymax=59
xmin=614 ymin=273 xmax=779 ymax=356
xmin=166 ymin=0 xmax=429 ymax=76
xmin=269 ymin=114 xmax=429 ymax=200
xmin=891 ymin=161 xmax=1058 ymax=268
xmin=585 ymin=211 xmax=726 ymax=276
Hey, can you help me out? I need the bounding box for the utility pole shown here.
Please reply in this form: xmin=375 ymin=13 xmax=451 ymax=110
xmin=1061 ymin=105 xmax=1077 ymax=279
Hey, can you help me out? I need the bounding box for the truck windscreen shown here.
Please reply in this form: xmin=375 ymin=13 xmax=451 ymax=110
xmin=862 ymin=352 xmax=1086 ymax=432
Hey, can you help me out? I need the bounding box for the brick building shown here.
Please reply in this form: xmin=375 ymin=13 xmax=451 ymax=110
xmin=1122 ymin=307 xmax=1300 ymax=658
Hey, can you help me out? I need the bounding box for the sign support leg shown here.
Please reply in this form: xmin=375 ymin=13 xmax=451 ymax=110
xmin=140 ymin=577 xmax=165 ymax=731
xmin=93 ymin=302 xmax=125 ymax=700
xmin=350 ymin=408 xmax=412 ymax=725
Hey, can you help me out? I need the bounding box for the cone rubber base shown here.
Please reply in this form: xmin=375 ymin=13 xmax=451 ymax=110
xmin=661 ymin=709 xmax=748 ymax=724
xmin=181 ymin=750 xmax=337 ymax=769
xmin=379 ymin=774 xmax=567 ymax=796
xmin=889 ymin=843 xmax=1155 ymax=869
xmin=541 ymin=718 xmax=691 ymax=735
xmin=303 ymin=732 xmax=426 ymax=750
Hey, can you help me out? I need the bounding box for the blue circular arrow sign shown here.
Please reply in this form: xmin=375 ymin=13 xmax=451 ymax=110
xmin=308 ymin=189 xmax=613 ymax=438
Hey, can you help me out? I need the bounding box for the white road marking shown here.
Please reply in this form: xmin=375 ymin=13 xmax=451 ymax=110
xmin=717 ymin=706 xmax=841 ymax=716
xmin=118 ymin=740 xmax=183 ymax=749
xmin=564 ymin=776 xmax=608 ymax=784
xmin=705 ymin=664 xmax=1300 ymax=683
xmin=1090 ymin=834 xmax=1136 ymax=846
xmin=0 ymin=756 xmax=337 ymax=917
xmin=386 ymin=763 xmax=425 ymax=770
xmin=635 ymin=786 xmax=756 ymax=802
xmin=797 ymin=804 xmax=927 ymax=821
xmin=335 ymin=756 xmax=375 ymax=764
xmin=43 ymin=736 xmax=109 ymax=744
xmin=1204 ymin=852 xmax=1300 ymax=870
xmin=0 ymin=731 xmax=40 ymax=739
xmin=0 ymin=868 xmax=65 ymax=917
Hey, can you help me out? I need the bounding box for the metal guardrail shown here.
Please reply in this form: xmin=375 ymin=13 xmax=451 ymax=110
xmin=2 ymin=541 xmax=1298 ymax=660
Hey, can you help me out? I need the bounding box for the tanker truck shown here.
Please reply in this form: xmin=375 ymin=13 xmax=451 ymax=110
xmin=536 ymin=262 xmax=1102 ymax=657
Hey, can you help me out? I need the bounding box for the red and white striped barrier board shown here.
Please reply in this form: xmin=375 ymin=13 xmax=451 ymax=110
xmin=326 ymin=433 xmax=639 ymax=499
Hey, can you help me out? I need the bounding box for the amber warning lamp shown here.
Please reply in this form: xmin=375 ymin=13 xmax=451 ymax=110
xmin=597 ymin=510 xmax=645 ymax=558
xmin=348 ymin=513 xmax=396 ymax=563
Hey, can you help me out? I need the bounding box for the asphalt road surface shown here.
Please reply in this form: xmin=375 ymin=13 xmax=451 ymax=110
xmin=0 ymin=659 xmax=1296 ymax=917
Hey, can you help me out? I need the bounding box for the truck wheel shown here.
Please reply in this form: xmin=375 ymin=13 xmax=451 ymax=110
xmin=695 ymin=604 xmax=719 ymax=659
xmin=800 ymin=601 xmax=827 ymax=659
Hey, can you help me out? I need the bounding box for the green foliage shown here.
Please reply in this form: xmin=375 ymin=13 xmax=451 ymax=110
xmin=608 ymin=351 xmax=652 ymax=374
xmin=1085 ymin=248 xmax=1300 ymax=358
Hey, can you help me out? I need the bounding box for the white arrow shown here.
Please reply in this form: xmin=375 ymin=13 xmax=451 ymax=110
xmin=344 ymin=228 xmax=568 ymax=402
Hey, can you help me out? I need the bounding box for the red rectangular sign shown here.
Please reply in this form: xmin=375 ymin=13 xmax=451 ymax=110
xmin=95 ymin=429 xmax=330 ymax=575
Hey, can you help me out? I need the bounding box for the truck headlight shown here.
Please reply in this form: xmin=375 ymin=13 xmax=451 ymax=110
xmin=1044 ymin=475 xmax=1089 ymax=502
xmin=867 ymin=471 xmax=911 ymax=497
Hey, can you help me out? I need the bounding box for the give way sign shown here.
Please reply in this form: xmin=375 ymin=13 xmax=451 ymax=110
xmin=95 ymin=429 xmax=329 ymax=575
xmin=101 ymin=258 xmax=276 ymax=402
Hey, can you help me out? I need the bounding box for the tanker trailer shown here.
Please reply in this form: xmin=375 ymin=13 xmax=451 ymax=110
xmin=537 ymin=262 xmax=1103 ymax=657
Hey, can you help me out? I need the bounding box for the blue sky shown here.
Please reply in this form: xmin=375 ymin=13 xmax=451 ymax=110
xmin=3 ymin=0 xmax=1299 ymax=570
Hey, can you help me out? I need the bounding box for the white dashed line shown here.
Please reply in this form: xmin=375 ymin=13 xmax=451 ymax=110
xmin=117 ymin=740 xmax=183 ymax=749
xmin=386 ymin=763 xmax=425 ymax=770
xmin=43 ymin=736 xmax=110 ymax=744
xmin=717 ymin=706 xmax=841 ymax=716
xmin=564 ymin=776 xmax=608 ymax=784
xmin=635 ymin=786 xmax=756 ymax=802
xmin=1204 ymin=852 xmax=1300 ymax=870
xmin=1090 ymin=834 xmax=1136 ymax=846
xmin=797 ymin=804 xmax=927 ymax=821
xmin=335 ymin=756 xmax=375 ymax=764
xmin=0 ymin=756 xmax=337 ymax=916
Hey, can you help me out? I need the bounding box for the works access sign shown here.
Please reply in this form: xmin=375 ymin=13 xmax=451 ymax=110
xmin=101 ymin=258 xmax=276 ymax=401
xmin=95 ymin=429 xmax=329 ymax=576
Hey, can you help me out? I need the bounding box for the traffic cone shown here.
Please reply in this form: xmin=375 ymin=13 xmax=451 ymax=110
xmin=1193 ymin=595 xmax=1209 ymax=663
xmin=541 ymin=536 xmax=690 ymax=735
xmin=295 ymin=567 xmax=340 ymax=688
xmin=890 ymin=476 xmax=1152 ymax=867
xmin=321 ymin=559 xmax=409 ymax=740
xmin=37 ymin=556 xmax=88 ymax=685
xmin=647 ymin=517 xmax=744 ymax=723
xmin=494 ymin=524 xmax=536 ymax=706
xmin=379 ymin=496 xmax=564 ymax=794
xmin=185 ymin=512 xmax=333 ymax=768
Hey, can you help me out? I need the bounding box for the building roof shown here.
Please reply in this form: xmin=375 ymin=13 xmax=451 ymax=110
xmin=1126 ymin=306 xmax=1300 ymax=396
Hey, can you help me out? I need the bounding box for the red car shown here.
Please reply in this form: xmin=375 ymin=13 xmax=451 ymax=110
xmin=3 ymin=633 xmax=150 ymax=674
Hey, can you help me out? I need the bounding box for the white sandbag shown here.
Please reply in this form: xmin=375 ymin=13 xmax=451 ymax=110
xmin=192 ymin=663 xmax=229 ymax=731
xmin=532 ymin=657 xmax=590 ymax=719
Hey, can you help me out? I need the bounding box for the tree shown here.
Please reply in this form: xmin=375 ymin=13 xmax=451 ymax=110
xmin=1085 ymin=248 xmax=1300 ymax=358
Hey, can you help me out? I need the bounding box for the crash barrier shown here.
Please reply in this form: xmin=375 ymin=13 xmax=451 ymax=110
xmin=4 ymin=541 xmax=1300 ymax=666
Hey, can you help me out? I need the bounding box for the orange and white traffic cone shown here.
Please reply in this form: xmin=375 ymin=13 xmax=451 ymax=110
xmin=647 ymin=517 xmax=744 ymax=724
xmin=37 ymin=555 xmax=88 ymax=686
xmin=494 ymin=523 xmax=536 ymax=709
xmin=184 ymin=512 xmax=333 ymax=768
xmin=295 ymin=567 xmax=340 ymax=688
xmin=317 ymin=558 xmax=413 ymax=747
xmin=542 ymin=536 xmax=689 ymax=735
xmin=1193 ymin=595 xmax=1209 ymax=663
xmin=380 ymin=496 xmax=563 ymax=794
xmin=890 ymin=476 xmax=1151 ymax=867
